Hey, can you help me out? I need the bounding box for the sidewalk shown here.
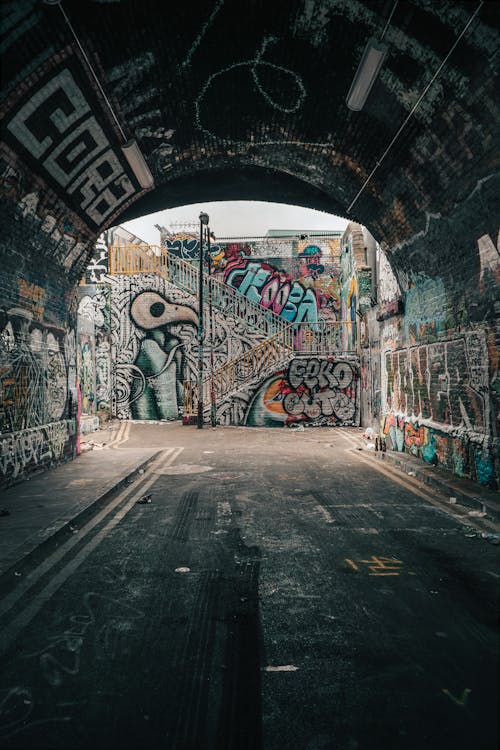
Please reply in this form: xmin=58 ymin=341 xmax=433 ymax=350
xmin=0 ymin=422 xmax=158 ymax=579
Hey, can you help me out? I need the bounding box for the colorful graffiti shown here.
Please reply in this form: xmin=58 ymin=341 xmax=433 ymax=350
xmin=127 ymin=291 xmax=198 ymax=420
xmin=404 ymin=277 xmax=447 ymax=343
xmin=159 ymin=234 xmax=343 ymax=323
xmin=383 ymin=331 xmax=488 ymax=433
xmin=245 ymin=356 xmax=359 ymax=427
xmin=225 ymin=259 xmax=318 ymax=323
xmin=211 ymin=242 xmax=342 ymax=325
xmin=381 ymin=414 xmax=496 ymax=487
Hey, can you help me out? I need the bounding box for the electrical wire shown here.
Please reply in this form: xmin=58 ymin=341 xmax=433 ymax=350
xmin=55 ymin=1 xmax=127 ymax=142
xmin=380 ymin=0 xmax=398 ymax=42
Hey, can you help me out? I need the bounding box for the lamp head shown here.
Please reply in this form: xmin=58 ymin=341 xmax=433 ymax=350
xmin=199 ymin=212 xmax=209 ymax=225
xmin=346 ymin=38 xmax=387 ymax=111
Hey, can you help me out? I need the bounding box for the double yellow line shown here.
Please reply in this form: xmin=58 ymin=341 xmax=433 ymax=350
xmin=0 ymin=446 xmax=183 ymax=655
xmin=103 ymin=420 xmax=131 ymax=450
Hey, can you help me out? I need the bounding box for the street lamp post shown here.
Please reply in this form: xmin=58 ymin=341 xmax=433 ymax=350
xmin=207 ymin=231 xmax=217 ymax=428
xmin=197 ymin=212 xmax=209 ymax=428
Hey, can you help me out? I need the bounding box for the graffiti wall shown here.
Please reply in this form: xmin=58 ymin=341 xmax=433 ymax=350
xmin=235 ymin=356 xmax=360 ymax=427
xmin=103 ymin=273 xmax=265 ymax=421
xmin=0 ymin=278 xmax=78 ymax=486
xmin=79 ymin=236 xmax=285 ymax=423
xmin=0 ymin=421 xmax=75 ymax=483
xmin=378 ymin=203 xmax=499 ymax=486
xmin=162 ymin=234 xmax=343 ymax=325
xmin=76 ymin=228 xmax=369 ymax=428
xmin=77 ymin=283 xmax=111 ymax=415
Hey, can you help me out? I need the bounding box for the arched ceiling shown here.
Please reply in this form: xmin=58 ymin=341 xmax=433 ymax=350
xmin=1 ymin=0 xmax=499 ymax=266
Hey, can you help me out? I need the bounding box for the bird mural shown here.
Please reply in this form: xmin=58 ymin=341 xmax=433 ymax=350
xmin=129 ymin=292 xmax=198 ymax=420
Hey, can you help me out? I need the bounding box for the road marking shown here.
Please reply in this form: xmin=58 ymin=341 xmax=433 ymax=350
xmin=0 ymin=448 xmax=183 ymax=654
xmin=102 ymin=421 xmax=126 ymax=450
xmin=100 ymin=420 xmax=132 ymax=450
xmin=345 ymin=556 xmax=404 ymax=576
xmin=264 ymin=665 xmax=299 ymax=672
xmin=110 ymin=420 xmax=131 ymax=449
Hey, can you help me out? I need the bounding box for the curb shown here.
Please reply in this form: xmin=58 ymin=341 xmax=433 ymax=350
xmin=372 ymin=450 xmax=500 ymax=523
xmin=0 ymin=451 xmax=161 ymax=590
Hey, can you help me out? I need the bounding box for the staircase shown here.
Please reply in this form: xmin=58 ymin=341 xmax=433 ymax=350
xmin=109 ymin=245 xmax=290 ymax=339
xmin=184 ymin=324 xmax=295 ymax=417
xmin=166 ymin=252 xmax=291 ymax=339
xmin=183 ymin=319 xmax=352 ymax=420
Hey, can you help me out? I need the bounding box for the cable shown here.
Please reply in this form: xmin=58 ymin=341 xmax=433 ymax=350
xmin=380 ymin=0 xmax=398 ymax=42
xmin=54 ymin=1 xmax=127 ymax=142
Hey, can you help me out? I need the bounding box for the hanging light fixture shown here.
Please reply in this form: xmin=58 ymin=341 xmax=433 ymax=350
xmin=346 ymin=0 xmax=398 ymax=112
xmin=346 ymin=37 xmax=388 ymax=111
xmin=121 ymin=140 xmax=154 ymax=189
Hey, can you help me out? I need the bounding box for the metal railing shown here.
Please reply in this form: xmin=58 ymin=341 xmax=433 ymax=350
xmin=109 ymin=245 xmax=289 ymax=338
xmin=166 ymin=252 xmax=290 ymax=338
xmin=184 ymin=320 xmax=358 ymax=416
xmin=184 ymin=324 xmax=294 ymax=415
xmin=293 ymin=321 xmax=345 ymax=354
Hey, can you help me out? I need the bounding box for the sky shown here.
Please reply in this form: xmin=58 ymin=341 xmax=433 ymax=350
xmin=121 ymin=201 xmax=349 ymax=244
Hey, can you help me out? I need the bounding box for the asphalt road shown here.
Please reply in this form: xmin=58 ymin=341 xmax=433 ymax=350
xmin=0 ymin=425 xmax=498 ymax=750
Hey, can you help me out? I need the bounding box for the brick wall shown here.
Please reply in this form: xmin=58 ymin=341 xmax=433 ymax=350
xmin=0 ymin=194 xmax=81 ymax=487
xmin=374 ymin=177 xmax=499 ymax=487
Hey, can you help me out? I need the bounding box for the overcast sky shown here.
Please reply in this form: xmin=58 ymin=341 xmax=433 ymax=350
xmin=121 ymin=201 xmax=349 ymax=244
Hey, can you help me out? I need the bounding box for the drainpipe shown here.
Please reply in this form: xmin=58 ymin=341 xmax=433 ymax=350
xmin=198 ymin=212 xmax=209 ymax=428
xmin=363 ymin=227 xmax=378 ymax=303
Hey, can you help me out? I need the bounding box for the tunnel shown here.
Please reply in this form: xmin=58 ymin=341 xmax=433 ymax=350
xmin=1 ymin=0 xmax=499 ymax=489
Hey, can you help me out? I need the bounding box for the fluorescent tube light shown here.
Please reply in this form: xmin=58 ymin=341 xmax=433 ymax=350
xmin=121 ymin=140 xmax=154 ymax=189
xmin=346 ymin=38 xmax=388 ymax=111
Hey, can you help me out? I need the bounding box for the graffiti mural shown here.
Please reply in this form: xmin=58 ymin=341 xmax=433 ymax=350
xmin=85 ymin=239 xmax=109 ymax=283
xmin=0 ymin=421 xmax=74 ymax=482
xmin=0 ymin=309 xmax=73 ymax=434
xmin=404 ymin=276 xmax=447 ymax=343
xmin=0 ymin=298 xmax=76 ymax=484
xmin=381 ymin=415 xmax=496 ymax=488
xmin=104 ymin=268 xmax=283 ymax=420
xmin=380 ymin=327 xmax=496 ymax=485
xmin=244 ymin=356 xmax=359 ymax=427
xmin=77 ymin=285 xmax=111 ymax=415
xmin=128 ymin=291 xmax=198 ymax=420
xmin=210 ymin=241 xmax=342 ymax=325
xmin=383 ymin=331 xmax=489 ymax=433
xmin=95 ymin=340 xmax=111 ymax=412
xmin=3 ymin=59 xmax=139 ymax=232
xmin=158 ymin=233 xmax=343 ymax=324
